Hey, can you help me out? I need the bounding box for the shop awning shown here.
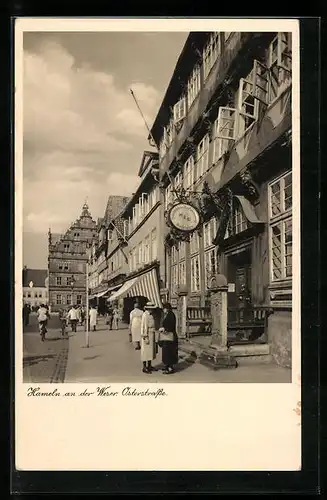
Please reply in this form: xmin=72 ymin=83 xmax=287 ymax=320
xmin=96 ymin=284 xmax=122 ymax=298
xmin=235 ymin=195 xmax=266 ymax=224
xmin=108 ymin=268 xmax=162 ymax=308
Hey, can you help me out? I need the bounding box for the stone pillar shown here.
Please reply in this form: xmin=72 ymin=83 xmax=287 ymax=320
xmin=177 ymin=285 xmax=188 ymax=339
xmin=208 ymin=274 xmax=228 ymax=351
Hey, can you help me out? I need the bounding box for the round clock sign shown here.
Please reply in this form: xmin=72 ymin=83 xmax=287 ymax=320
xmin=168 ymin=203 xmax=200 ymax=233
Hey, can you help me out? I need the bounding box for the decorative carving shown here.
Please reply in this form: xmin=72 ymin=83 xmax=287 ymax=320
xmin=164 ymin=229 xmax=190 ymax=247
xmin=212 ymin=188 xmax=233 ymax=246
xmin=239 ymin=167 xmax=260 ymax=199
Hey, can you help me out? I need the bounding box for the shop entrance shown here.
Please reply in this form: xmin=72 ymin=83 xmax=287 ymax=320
xmin=227 ymin=247 xmax=252 ymax=310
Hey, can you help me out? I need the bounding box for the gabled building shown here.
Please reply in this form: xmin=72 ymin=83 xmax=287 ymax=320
xmin=149 ymin=32 xmax=293 ymax=367
xmin=48 ymin=202 xmax=97 ymax=311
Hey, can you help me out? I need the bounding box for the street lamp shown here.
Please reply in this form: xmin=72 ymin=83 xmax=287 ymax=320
xmin=70 ymin=275 xmax=76 ymax=305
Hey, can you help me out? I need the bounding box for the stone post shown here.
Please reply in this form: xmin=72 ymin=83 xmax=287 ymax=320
xmin=208 ymin=274 xmax=228 ymax=351
xmin=177 ymin=285 xmax=188 ymax=339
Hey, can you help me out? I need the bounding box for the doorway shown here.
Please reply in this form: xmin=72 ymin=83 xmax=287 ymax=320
xmin=227 ymin=248 xmax=252 ymax=312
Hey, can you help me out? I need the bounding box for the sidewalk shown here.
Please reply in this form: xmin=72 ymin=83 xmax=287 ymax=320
xmin=64 ymin=322 xmax=292 ymax=384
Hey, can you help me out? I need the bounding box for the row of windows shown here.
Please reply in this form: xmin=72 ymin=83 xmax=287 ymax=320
xmin=129 ymin=229 xmax=158 ymax=273
xmin=55 ymin=276 xmax=79 ymax=286
xmin=126 ymin=188 xmax=159 ymax=235
xmin=23 ymin=291 xmax=48 ymax=299
xmin=55 ymin=294 xmax=82 ymax=305
xmin=160 ymin=32 xmax=292 ymax=164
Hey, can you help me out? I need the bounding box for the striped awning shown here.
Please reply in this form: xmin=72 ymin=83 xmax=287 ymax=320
xmin=108 ymin=268 xmax=162 ymax=308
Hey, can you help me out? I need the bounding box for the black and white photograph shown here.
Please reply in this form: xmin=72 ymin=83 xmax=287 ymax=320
xmin=15 ymin=18 xmax=302 ymax=474
xmin=21 ymin=27 xmax=295 ymax=385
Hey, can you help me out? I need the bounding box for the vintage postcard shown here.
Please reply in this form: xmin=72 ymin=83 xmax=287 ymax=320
xmin=15 ymin=17 xmax=301 ymax=471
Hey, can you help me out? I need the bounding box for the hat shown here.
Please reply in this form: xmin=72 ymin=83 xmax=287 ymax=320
xmin=144 ymin=301 xmax=156 ymax=309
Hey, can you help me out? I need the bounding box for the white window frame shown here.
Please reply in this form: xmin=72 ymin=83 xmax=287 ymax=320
xmin=178 ymin=260 xmax=186 ymax=286
xmin=203 ymin=32 xmax=220 ymax=80
xmin=165 ymin=184 xmax=174 ymax=210
xmin=173 ymin=97 xmax=186 ymax=124
xmin=183 ymin=155 xmax=195 ymax=190
xmin=268 ymin=171 xmax=292 ymax=283
xmin=56 ymin=294 xmax=62 ymax=305
xmin=203 ymin=218 xmax=217 ymax=249
xmin=204 ymin=248 xmax=218 ymax=288
xmin=213 ymin=107 xmax=238 ymax=163
xmin=151 ymin=229 xmax=157 ymax=261
xmin=171 ymin=265 xmax=178 ymax=295
xmin=190 ymin=255 xmax=201 ymax=293
xmin=56 ymin=277 xmax=61 ymax=286
xmin=190 ymin=232 xmax=200 ymax=255
xmin=195 ymin=134 xmax=210 ymax=180
xmin=187 ymin=65 xmax=201 ymax=109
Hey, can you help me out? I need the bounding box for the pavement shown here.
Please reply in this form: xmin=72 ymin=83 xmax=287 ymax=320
xmin=64 ymin=318 xmax=292 ymax=384
xmin=23 ymin=315 xmax=291 ymax=384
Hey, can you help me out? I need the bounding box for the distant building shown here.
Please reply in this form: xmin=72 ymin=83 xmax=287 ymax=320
xmin=48 ymin=202 xmax=97 ymax=311
xmin=22 ymin=267 xmax=48 ymax=308
xmin=87 ymin=195 xmax=129 ymax=313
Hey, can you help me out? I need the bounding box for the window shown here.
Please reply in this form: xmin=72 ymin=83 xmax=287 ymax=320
xmin=195 ymin=135 xmax=209 ymax=179
xmin=165 ymin=184 xmax=174 ymax=210
xmin=138 ymin=242 xmax=143 ymax=266
xmin=66 ymin=277 xmax=71 ymax=286
xmin=269 ymin=172 xmax=292 ymax=282
xmin=203 ymin=32 xmax=220 ymax=80
xmin=76 ymin=295 xmax=82 ymax=305
xmin=187 ymin=65 xmax=201 ymax=109
xmin=238 ymin=72 xmax=259 ymax=133
xmin=38 ymin=293 xmax=42 ymax=298
xmin=151 ymin=229 xmax=157 ymax=261
xmin=173 ymin=97 xmax=186 ymax=124
xmin=179 ymin=260 xmax=186 ymax=286
xmin=191 ymin=255 xmax=201 ymax=292
xmin=58 ymin=264 xmax=62 ymax=270
xmin=179 ymin=241 xmax=186 ymax=260
xmin=28 ymin=293 xmax=31 ymax=298
xmin=171 ymin=245 xmax=178 ymax=264
xmin=144 ymin=236 xmax=150 ymax=264
xmin=64 ymin=262 xmax=69 ymax=271
xmin=204 ymin=248 xmax=218 ymax=288
xmin=268 ymin=33 xmax=292 ymax=103
xmin=226 ymin=200 xmax=248 ymax=237
xmin=183 ymin=155 xmax=195 ymax=190
xmin=213 ymin=106 xmax=238 ymax=164
xmin=171 ymin=265 xmax=178 ymax=295
xmin=108 ymin=229 xmax=113 ymax=241
xmin=66 ymin=294 xmax=71 ymax=305
xmin=203 ymin=218 xmax=217 ymax=248
xmin=56 ymin=294 xmax=62 ymax=305
xmin=190 ymin=232 xmax=200 ymax=255
xmin=56 ymin=277 xmax=62 ymax=286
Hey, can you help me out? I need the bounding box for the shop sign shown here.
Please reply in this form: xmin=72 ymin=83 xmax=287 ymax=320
xmin=168 ymin=202 xmax=200 ymax=233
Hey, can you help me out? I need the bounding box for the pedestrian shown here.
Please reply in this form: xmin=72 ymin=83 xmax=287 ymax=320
xmin=140 ymin=301 xmax=158 ymax=374
xmin=89 ymin=305 xmax=98 ymax=331
xmin=59 ymin=308 xmax=68 ymax=336
xmin=106 ymin=306 xmax=114 ymax=330
xmin=158 ymin=302 xmax=179 ymax=374
xmin=112 ymin=306 xmax=120 ymax=330
xmin=67 ymin=305 xmax=79 ymax=332
xmin=80 ymin=306 xmax=86 ymax=326
xmin=23 ymin=303 xmax=31 ymax=327
xmin=37 ymin=303 xmax=50 ymax=341
xmin=129 ymin=302 xmax=143 ymax=349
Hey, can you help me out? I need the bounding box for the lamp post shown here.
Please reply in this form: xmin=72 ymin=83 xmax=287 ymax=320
xmin=70 ymin=275 xmax=76 ymax=305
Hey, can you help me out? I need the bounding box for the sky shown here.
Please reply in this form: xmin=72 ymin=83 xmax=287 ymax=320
xmin=22 ymin=30 xmax=188 ymax=269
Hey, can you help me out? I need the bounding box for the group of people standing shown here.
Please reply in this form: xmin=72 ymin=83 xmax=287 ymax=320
xmin=129 ymin=301 xmax=178 ymax=375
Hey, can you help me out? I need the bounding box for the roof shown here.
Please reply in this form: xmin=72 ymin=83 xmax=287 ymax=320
xmin=149 ymin=32 xmax=209 ymax=142
xmin=23 ymin=268 xmax=47 ymax=288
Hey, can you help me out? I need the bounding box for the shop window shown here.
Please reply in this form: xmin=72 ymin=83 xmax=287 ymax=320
xmin=191 ymin=255 xmax=201 ymax=292
xmin=269 ymin=171 xmax=292 ymax=282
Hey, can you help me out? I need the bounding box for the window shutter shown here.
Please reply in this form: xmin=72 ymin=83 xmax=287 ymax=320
xmin=173 ymin=97 xmax=186 ymax=124
xmin=252 ymin=59 xmax=269 ymax=105
xmin=277 ymin=32 xmax=292 ymax=71
xmin=216 ymin=107 xmax=238 ymax=140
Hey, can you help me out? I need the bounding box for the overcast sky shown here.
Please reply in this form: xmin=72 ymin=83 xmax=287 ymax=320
xmin=23 ymin=30 xmax=188 ymax=269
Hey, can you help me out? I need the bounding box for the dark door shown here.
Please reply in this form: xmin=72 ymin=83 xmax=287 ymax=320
xmin=227 ymin=249 xmax=252 ymax=319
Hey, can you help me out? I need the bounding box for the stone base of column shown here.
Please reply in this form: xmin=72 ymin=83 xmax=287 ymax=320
xmin=198 ymin=346 xmax=238 ymax=370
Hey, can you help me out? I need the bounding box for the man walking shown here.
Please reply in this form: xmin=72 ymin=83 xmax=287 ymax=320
xmin=67 ymin=305 xmax=79 ymax=333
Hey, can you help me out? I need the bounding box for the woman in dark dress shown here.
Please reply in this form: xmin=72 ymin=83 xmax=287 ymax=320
xmin=159 ymin=302 xmax=178 ymax=374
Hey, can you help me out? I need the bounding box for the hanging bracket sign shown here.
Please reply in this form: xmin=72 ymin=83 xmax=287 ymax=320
xmin=167 ymin=202 xmax=201 ymax=233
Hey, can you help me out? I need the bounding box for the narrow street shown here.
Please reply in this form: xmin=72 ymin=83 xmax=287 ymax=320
xmin=23 ymin=314 xmax=291 ymax=384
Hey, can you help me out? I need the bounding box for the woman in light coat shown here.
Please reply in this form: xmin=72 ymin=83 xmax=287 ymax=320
xmin=89 ymin=306 xmax=98 ymax=331
xmin=129 ymin=302 xmax=143 ymax=350
xmin=140 ymin=301 xmax=158 ymax=374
